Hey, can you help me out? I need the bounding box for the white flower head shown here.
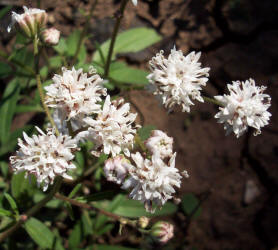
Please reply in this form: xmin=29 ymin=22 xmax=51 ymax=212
xmin=42 ymin=27 xmax=60 ymax=45
xmin=8 ymin=6 xmax=47 ymax=37
xmin=145 ymin=130 xmax=173 ymax=159
xmin=83 ymin=95 xmax=138 ymax=157
xmin=131 ymin=0 xmax=138 ymax=6
xmin=10 ymin=127 xmax=78 ymax=191
xmin=45 ymin=67 xmax=107 ymax=120
xmin=104 ymin=155 xmax=129 ymax=184
xmin=147 ymin=47 xmax=210 ymax=112
xmin=122 ymin=152 xmax=182 ymax=213
xmin=215 ymin=79 xmax=271 ymax=138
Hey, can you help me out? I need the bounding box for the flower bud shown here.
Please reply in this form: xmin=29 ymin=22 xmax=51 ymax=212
xmin=138 ymin=216 xmax=150 ymax=229
xmin=104 ymin=155 xmax=129 ymax=185
xmin=151 ymin=221 xmax=174 ymax=244
xmin=8 ymin=6 xmax=47 ymax=38
xmin=42 ymin=27 xmax=60 ymax=45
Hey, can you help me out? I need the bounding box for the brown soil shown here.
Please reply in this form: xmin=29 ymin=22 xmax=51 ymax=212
xmin=1 ymin=0 xmax=278 ymax=249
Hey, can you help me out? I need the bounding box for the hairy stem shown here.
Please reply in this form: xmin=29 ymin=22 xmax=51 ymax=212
xmin=0 ymin=177 xmax=63 ymax=243
xmin=33 ymin=38 xmax=59 ymax=135
xmin=103 ymin=0 xmax=129 ymax=78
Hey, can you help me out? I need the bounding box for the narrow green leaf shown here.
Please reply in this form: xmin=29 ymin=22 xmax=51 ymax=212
xmin=68 ymin=221 xmax=82 ymax=249
xmin=0 ymin=161 xmax=9 ymax=178
xmin=93 ymin=27 xmax=162 ymax=63
xmin=0 ymin=5 xmax=12 ymax=19
xmin=0 ymin=62 xmax=12 ymax=78
xmin=66 ymin=30 xmax=81 ymax=57
xmin=109 ymin=62 xmax=149 ymax=86
xmin=112 ymin=198 xmax=177 ymax=218
xmin=11 ymin=171 xmax=35 ymax=200
xmin=69 ymin=183 xmax=82 ymax=199
xmin=54 ymin=38 xmax=67 ymax=54
xmin=181 ymin=194 xmax=202 ymax=219
xmin=0 ymin=208 xmax=13 ymax=217
xmin=81 ymin=211 xmax=93 ymax=236
xmin=50 ymin=56 xmax=63 ymax=68
xmin=138 ymin=125 xmax=156 ymax=141
xmin=95 ymin=224 xmax=114 ymax=236
xmin=76 ymin=190 xmax=118 ymax=203
xmin=25 ymin=217 xmax=55 ymax=249
xmin=15 ymin=105 xmax=43 ymax=113
xmin=4 ymin=193 xmax=18 ymax=216
xmin=0 ymin=79 xmax=20 ymax=144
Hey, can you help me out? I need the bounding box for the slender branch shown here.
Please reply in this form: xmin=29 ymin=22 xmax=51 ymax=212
xmin=72 ymin=0 xmax=99 ymax=65
xmin=103 ymin=0 xmax=129 ymax=78
xmin=0 ymin=177 xmax=63 ymax=243
xmin=33 ymin=38 xmax=59 ymax=136
xmin=55 ymin=193 xmax=120 ymax=220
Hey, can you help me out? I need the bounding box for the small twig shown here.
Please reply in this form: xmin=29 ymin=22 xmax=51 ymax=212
xmin=55 ymin=193 xmax=120 ymax=221
xmin=203 ymin=96 xmax=223 ymax=106
xmin=104 ymin=0 xmax=129 ymax=78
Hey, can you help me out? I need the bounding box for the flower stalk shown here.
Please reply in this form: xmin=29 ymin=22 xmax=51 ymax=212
xmin=104 ymin=0 xmax=129 ymax=78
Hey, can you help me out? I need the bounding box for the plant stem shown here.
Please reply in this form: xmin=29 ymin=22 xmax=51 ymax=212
xmin=103 ymin=0 xmax=129 ymax=78
xmin=33 ymin=38 xmax=59 ymax=136
xmin=55 ymin=193 xmax=120 ymax=220
xmin=0 ymin=177 xmax=62 ymax=243
xmin=203 ymin=96 xmax=223 ymax=106
xmin=72 ymin=0 xmax=99 ymax=65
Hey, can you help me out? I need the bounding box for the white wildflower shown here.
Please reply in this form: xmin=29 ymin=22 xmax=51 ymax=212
xmin=42 ymin=27 xmax=60 ymax=45
xmin=104 ymin=155 xmax=129 ymax=184
xmin=8 ymin=6 xmax=47 ymax=37
xmin=45 ymin=67 xmax=106 ymax=120
xmin=10 ymin=127 xmax=78 ymax=191
xmin=145 ymin=130 xmax=173 ymax=159
xmin=214 ymin=79 xmax=271 ymax=138
xmin=147 ymin=47 xmax=210 ymax=112
xmin=83 ymin=95 xmax=138 ymax=157
xmin=131 ymin=0 xmax=138 ymax=6
xmin=122 ymin=152 xmax=182 ymax=213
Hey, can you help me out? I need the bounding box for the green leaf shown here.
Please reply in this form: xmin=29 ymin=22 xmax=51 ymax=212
xmin=66 ymin=30 xmax=81 ymax=57
xmin=81 ymin=211 xmax=93 ymax=236
xmin=0 ymin=161 xmax=9 ymax=178
xmin=68 ymin=221 xmax=82 ymax=249
xmin=54 ymin=37 xmax=67 ymax=54
xmin=4 ymin=193 xmax=18 ymax=216
xmin=0 ymin=208 xmax=13 ymax=217
xmin=93 ymin=27 xmax=162 ymax=63
xmin=50 ymin=56 xmax=63 ymax=68
xmin=0 ymin=79 xmax=20 ymax=144
xmin=181 ymin=193 xmax=202 ymax=219
xmin=69 ymin=184 xmax=82 ymax=199
xmin=0 ymin=5 xmax=12 ymax=19
xmin=0 ymin=62 xmax=12 ymax=78
xmin=111 ymin=198 xmax=177 ymax=218
xmin=95 ymin=223 xmax=114 ymax=236
xmin=138 ymin=125 xmax=156 ymax=141
xmin=109 ymin=62 xmax=149 ymax=86
xmin=25 ymin=217 xmax=55 ymax=249
xmin=0 ymin=125 xmax=34 ymax=157
xmin=33 ymin=193 xmax=62 ymax=209
xmin=11 ymin=171 xmax=35 ymax=200
xmin=15 ymin=105 xmax=43 ymax=113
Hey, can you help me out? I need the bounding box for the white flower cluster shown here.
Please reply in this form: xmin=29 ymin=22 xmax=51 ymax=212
xmin=83 ymin=95 xmax=138 ymax=157
xmin=45 ymin=67 xmax=107 ymax=120
xmin=10 ymin=127 xmax=77 ymax=191
xmin=214 ymin=79 xmax=271 ymax=137
xmin=147 ymin=47 xmax=210 ymax=112
xmin=103 ymin=130 xmax=186 ymax=213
